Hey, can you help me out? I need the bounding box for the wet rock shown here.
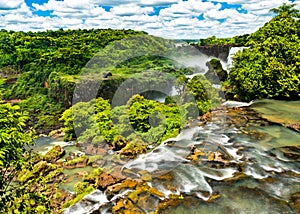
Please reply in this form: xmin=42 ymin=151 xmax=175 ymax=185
xmin=139 ymin=170 xmax=152 ymax=181
xmin=63 ymin=156 xmax=89 ymax=169
xmin=96 ymin=173 xmax=123 ymax=190
xmin=112 ymin=136 xmax=127 ymax=151
xmin=156 ymin=197 xmax=183 ymax=213
xmin=290 ymin=192 xmax=300 ymax=209
xmin=44 ymin=145 xmax=65 ymax=163
xmin=86 ymin=145 xmax=95 ymax=155
xmin=107 ymin=179 xmax=138 ymax=193
xmin=112 ymin=198 xmax=143 ymax=214
xmin=64 ymin=190 xmax=108 ymax=214
xmin=18 ymin=160 xmax=63 ymax=183
xmin=207 ymin=192 xmax=221 ymax=203
xmin=77 ymin=171 xmax=89 ymax=177
xmin=110 ymin=181 xmax=164 ymax=213
xmin=224 ymin=172 xmax=248 ymax=183
xmin=96 ymin=147 xmax=107 ymax=156
xmin=280 ymin=146 xmax=300 ymax=160
xmin=137 ymin=194 xmax=159 ymax=212
xmin=205 ymin=58 xmax=228 ymax=83
xmin=288 ymin=123 xmax=300 ymax=133
xmin=110 ymin=166 xmax=127 ymax=180
xmin=48 ymin=128 xmax=65 ymax=138
xmin=197 ymin=111 xmax=212 ymax=122
xmin=156 ymin=173 xmax=173 ymax=181
xmin=65 ymin=153 xmax=76 ymax=161
xmin=119 ymin=141 xmax=148 ymax=159
xmin=91 ymin=159 xmax=106 ymax=168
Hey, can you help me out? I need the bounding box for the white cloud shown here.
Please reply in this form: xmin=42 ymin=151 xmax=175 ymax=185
xmin=139 ymin=0 xmax=179 ymax=6
xmin=207 ymin=0 xmax=246 ymax=4
xmin=91 ymin=0 xmax=179 ymax=6
xmin=242 ymin=0 xmax=293 ymax=15
xmin=0 ymin=0 xmax=23 ymax=10
xmin=204 ymin=8 xmax=241 ymax=20
xmin=160 ymin=0 xmax=219 ymax=19
xmin=110 ymin=4 xmax=154 ymax=16
xmin=32 ymin=0 xmax=91 ymax=11
xmin=0 ymin=0 xmax=299 ymax=38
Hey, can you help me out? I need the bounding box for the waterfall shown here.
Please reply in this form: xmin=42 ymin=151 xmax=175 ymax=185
xmin=226 ymin=47 xmax=248 ymax=70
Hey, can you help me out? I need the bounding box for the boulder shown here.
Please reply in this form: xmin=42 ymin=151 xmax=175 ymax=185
xmin=44 ymin=145 xmax=65 ymax=163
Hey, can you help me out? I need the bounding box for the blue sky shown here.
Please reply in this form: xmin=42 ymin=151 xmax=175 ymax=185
xmin=0 ymin=0 xmax=299 ymax=39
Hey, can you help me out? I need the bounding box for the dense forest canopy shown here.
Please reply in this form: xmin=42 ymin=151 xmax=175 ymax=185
xmin=0 ymin=3 xmax=299 ymax=213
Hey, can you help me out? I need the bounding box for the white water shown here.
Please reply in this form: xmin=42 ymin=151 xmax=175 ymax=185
xmin=64 ymin=190 xmax=108 ymax=214
xmin=122 ymin=125 xmax=239 ymax=201
xmin=222 ymin=100 xmax=253 ymax=107
xmin=62 ymin=101 xmax=300 ymax=213
xmin=226 ymin=47 xmax=248 ymax=70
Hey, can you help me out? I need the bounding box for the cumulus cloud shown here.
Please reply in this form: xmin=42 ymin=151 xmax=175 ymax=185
xmin=91 ymin=0 xmax=179 ymax=6
xmin=0 ymin=0 xmax=23 ymax=10
xmin=110 ymin=4 xmax=154 ymax=16
xmin=0 ymin=0 xmax=299 ymax=38
xmin=160 ymin=0 xmax=219 ymax=19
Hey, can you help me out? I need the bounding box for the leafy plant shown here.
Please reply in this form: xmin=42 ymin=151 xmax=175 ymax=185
xmin=226 ymin=3 xmax=300 ymax=101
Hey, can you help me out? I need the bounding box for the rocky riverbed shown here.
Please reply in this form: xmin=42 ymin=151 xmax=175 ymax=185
xmin=32 ymin=99 xmax=300 ymax=213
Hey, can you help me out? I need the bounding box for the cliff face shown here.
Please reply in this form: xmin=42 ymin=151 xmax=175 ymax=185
xmin=192 ymin=45 xmax=232 ymax=62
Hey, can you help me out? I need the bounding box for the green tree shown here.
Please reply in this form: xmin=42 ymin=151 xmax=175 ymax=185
xmin=270 ymin=3 xmax=299 ymax=17
xmin=0 ymin=101 xmax=34 ymax=209
xmin=226 ymin=3 xmax=300 ymax=101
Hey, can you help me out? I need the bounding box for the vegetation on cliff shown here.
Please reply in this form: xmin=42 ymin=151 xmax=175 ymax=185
xmin=197 ymin=34 xmax=249 ymax=46
xmin=225 ymin=3 xmax=300 ymax=101
xmin=0 ymin=29 xmax=147 ymax=133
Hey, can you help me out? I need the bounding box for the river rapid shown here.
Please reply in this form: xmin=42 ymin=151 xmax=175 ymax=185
xmin=35 ymin=99 xmax=300 ymax=213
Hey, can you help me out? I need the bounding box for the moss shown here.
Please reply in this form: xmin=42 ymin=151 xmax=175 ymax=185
xmin=63 ymin=155 xmax=89 ymax=167
xmin=107 ymin=179 xmax=138 ymax=193
xmin=43 ymin=145 xmax=65 ymax=163
xmin=83 ymin=168 xmax=103 ymax=183
xmin=62 ymin=182 xmax=95 ymax=209
xmin=119 ymin=140 xmax=148 ymax=158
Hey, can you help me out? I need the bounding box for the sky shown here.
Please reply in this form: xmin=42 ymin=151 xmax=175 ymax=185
xmin=0 ymin=0 xmax=299 ymax=39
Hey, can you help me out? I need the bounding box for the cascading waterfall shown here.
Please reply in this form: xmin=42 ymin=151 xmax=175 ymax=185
xmin=226 ymin=46 xmax=248 ymax=70
xmin=60 ymin=99 xmax=300 ymax=213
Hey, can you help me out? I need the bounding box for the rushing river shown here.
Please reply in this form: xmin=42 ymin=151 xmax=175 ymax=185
xmin=35 ymin=99 xmax=300 ymax=213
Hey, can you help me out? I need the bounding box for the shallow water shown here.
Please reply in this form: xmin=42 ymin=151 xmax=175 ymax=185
xmin=36 ymin=99 xmax=300 ymax=213
xmin=251 ymin=99 xmax=300 ymax=125
xmin=121 ymin=100 xmax=300 ymax=213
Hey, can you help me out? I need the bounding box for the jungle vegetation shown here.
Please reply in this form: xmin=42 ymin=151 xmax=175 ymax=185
xmin=0 ymin=3 xmax=299 ymax=213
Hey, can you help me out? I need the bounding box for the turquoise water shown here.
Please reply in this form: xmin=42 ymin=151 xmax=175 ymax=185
xmin=37 ymin=99 xmax=300 ymax=213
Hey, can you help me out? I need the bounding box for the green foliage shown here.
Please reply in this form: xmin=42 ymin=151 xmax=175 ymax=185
xmin=198 ymin=34 xmax=250 ymax=46
xmin=60 ymin=98 xmax=119 ymax=143
xmin=176 ymin=75 xmax=222 ymax=115
xmin=0 ymin=102 xmax=65 ymax=213
xmin=43 ymin=146 xmax=65 ymax=163
xmin=269 ymin=3 xmax=299 ymax=17
xmin=227 ymin=3 xmax=300 ymax=101
xmin=61 ymin=94 xmax=185 ymax=147
xmin=113 ymin=94 xmax=183 ymax=144
xmin=0 ymin=102 xmax=34 ymax=183
xmin=0 ymin=28 xmax=145 ymax=74
xmin=205 ymin=58 xmax=228 ymax=83
xmin=48 ymin=72 xmax=77 ymax=107
xmin=119 ymin=139 xmax=148 ymax=158
xmin=63 ymin=155 xmax=89 ymax=166
xmin=63 ymin=181 xmax=94 ymax=209
xmin=19 ymin=94 xmax=64 ymax=134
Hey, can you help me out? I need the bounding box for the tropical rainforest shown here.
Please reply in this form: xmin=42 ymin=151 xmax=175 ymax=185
xmin=0 ymin=3 xmax=299 ymax=213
